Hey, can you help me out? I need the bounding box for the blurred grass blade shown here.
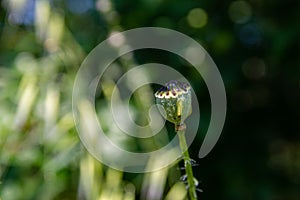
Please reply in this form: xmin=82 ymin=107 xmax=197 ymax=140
xmin=165 ymin=182 xmax=187 ymax=200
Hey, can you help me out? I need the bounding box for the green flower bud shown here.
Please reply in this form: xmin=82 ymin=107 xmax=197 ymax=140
xmin=155 ymin=80 xmax=192 ymax=125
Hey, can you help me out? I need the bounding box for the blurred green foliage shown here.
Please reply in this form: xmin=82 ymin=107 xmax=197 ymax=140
xmin=0 ymin=0 xmax=300 ymax=199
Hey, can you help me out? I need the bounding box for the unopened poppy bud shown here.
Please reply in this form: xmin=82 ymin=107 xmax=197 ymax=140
xmin=155 ymin=80 xmax=192 ymax=125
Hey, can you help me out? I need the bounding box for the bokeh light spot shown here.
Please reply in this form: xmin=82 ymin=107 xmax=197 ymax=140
xmin=228 ymin=0 xmax=252 ymax=24
xmin=239 ymin=23 xmax=262 ymax=46
xmin=108 ymin=31 xmax=125 ymax=47
xmin=96 ymin=0 xmax=112 ymax=13
xmin=184 ymin=46 xmax=205 ymax=66
xmin=242 ymin=57 xmax=266 ymax=80
xmin=212 ymin=31 xmax=234 ymax=54
xmin=187 ymin=8 xmax=208 ymax=29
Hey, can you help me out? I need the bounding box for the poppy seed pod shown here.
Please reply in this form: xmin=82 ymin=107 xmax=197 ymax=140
xmin=155 ymin=80 xmax=192 ymax=125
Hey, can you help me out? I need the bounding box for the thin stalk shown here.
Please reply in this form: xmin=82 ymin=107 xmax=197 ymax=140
xmin=177 ymin=124 xmax=197 ymax=200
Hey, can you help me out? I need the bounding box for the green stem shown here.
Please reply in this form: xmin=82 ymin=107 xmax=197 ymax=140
xmin=177 ymin=124 xmax=197 ymax=200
